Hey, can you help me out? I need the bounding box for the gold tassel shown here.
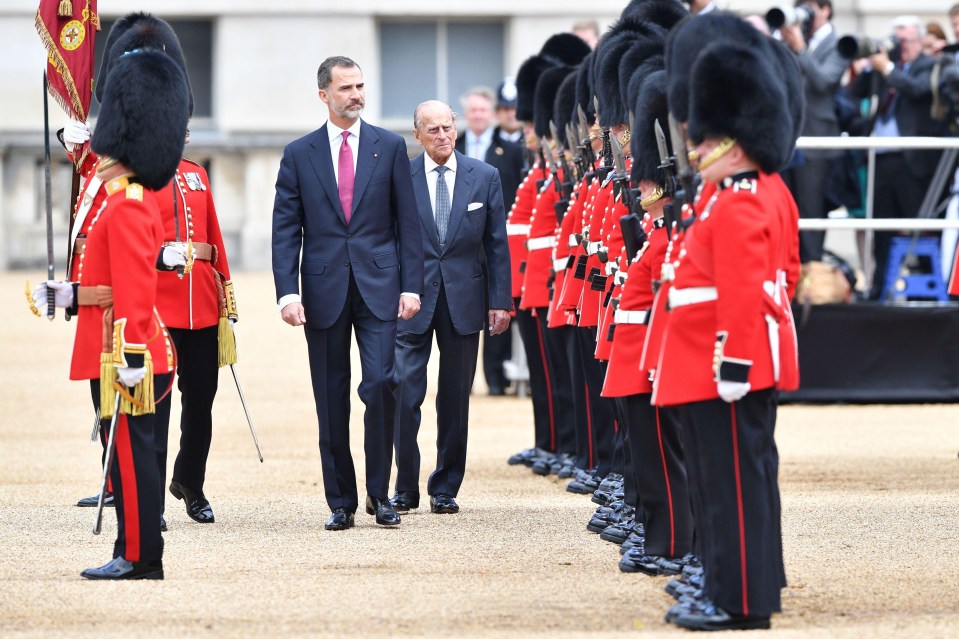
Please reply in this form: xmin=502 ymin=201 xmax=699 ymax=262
xmin=218 ymin=316 xmax=237 ymax=368
xmin=58 ymin=0 xmax=73 ymax=17
xmin=125 ymin=352 xmax=155 ymax=416
xmin=99 ymin=353 xmax=117 ymax=419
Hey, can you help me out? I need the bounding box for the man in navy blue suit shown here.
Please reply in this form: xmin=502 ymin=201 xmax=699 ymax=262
xmin=272 ymin=56 xmax=424 ymax=530
xmin=390 ymin=101 xmax=512 ymax=515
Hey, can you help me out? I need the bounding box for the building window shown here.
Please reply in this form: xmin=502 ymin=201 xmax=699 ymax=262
xmin=380 ymin=19 xmax=504 ymax=124
xmin=91 ymin=18 xmax=213 ymax=119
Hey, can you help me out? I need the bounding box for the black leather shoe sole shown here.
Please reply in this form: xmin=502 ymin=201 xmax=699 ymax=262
xmin=76 ymin=493 xmax=114 ymax=508
xmin=673 ymin=612 xmax=771 ymax=631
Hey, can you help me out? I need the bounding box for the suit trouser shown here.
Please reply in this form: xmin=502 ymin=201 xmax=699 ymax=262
xmin=394 ymin=283 xmax=479 ymax=497
xmin=871 ymin=152 xmax=930 ymax=299
xmin=154 ymin=326 xmax=219 ymax=508
xmin=679 ymin=389 xmax=785 ymax=618
xmin=576 ymin=327 xmax=615 ymax=476
xmin=110 ymin=373 xmax=172 ymax=563
xmin=513 ymin=305 xmax=553 ymax=451
xmin=625 ymin=395 xmax=693 ymax=558
xmin=304 ymin=271 xmax=397 ymax=512
xmin=784 ymin=156 xmax=833 ymax=263
xmin=536 ymin=311 xmax=577 ymax=455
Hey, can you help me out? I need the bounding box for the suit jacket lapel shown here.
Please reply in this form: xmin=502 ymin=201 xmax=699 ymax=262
xmin=351 ymin=120 xmax=380 ymax=217
xmin=411 ymin=155 xmax=441 ymax=249
xmin=443 ymin=151 xmax=474 ymax=252
xmin=307 ymin=124 xmax=346 ymax=224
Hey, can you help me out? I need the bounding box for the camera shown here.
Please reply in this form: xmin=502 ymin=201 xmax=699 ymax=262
xmin=765 ymin=5 xmax=813 ymax=31
xmin=836 ymin=34 xmax=900 ymax=63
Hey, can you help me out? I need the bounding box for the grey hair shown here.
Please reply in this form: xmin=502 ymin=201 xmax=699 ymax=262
xmin=413 ymin=100 xmax=457 ymax=131
xmin=317 ymin=56 xmax=361 ymax=90
xmin=459 ymin=86 xmax=496 ymax=110
xmin=892 ymin=15 xmax=926 ymax=39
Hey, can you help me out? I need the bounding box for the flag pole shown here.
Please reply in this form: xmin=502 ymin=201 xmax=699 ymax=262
xmin=42 ymin=69 xmax=56 ymax=320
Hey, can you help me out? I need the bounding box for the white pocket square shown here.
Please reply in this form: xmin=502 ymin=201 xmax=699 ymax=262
xmin=467 ymin=202 xmax=484 ymax=211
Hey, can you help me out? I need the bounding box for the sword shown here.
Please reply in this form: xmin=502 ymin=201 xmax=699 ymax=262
xmin=42 ymin=71 xmax=55 ymax=320
xmin=654 ymin=118 xmax=677 ymax=198
xmin=577 ymin=104 xmax=595 ymax=167
xmin=230 ymin=364 xmax=263 ymax=462
xmin=90 ymin=406 xmax=101 ymax=443
xmin=93 ymin=392 xmax=121 ymax=535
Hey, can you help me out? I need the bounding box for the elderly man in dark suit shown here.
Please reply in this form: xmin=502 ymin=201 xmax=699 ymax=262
xmin=272 ymin=56 xmax=423 ymax=531
xmin=779 ymin=0 xmax=846 ymax=263
xmin=391 ymin=100 xmax=512 ymax=515
xmin=848 ymin=16 xmax=949 ymax=299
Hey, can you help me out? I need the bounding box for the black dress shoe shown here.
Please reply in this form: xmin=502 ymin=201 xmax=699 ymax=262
xmin=672 ymin=602 xmax=771 ymax=631
xmin=366 ymin=496 xmax=401 ymax=526
xmin=324 ymin=507 xmax=355 ymax=531
xmin=169 ymin=481 xmax=214 ymax=523
xmin=390 ymin=491 xmax=420 ymax=513
xmin=81 ymin=556 xmax=163 ymax=580
xmin=430 ymin=493 xmax=459 ymax=514
xmin=160 ymin=515 xmax=168 ymax=533
xmin=76 ymin=492 xmax=114 ymax=508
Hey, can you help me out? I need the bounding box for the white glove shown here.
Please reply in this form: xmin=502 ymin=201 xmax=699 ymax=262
xmin=116 ymin=366 xmax=147 ymax=388
xmin=32 ymin=280 xmax=74 ymax=312
xmin=161 ymin=245 xmax=188 ymax=268
xmin=63 ymin=119 xmax=91 ymax=151
xmin=717 ymin=381 xmax=750 ymax=403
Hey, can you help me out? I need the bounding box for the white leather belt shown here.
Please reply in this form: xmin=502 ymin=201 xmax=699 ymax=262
xmin=506 ymin=223 xmax=530 ymax=236
xmin=586 ymin=241 xmax=603 ymax=255
xmin=614 ymin=270 xmax=627 ymax=285
xmin=568 ymin=234 xmax=579 ymax=248
xmin=553 ymin=257 xmax=569 ymax=271
xmin=527 ymin=235 xmax=557 ymax=250
xmin=605 ymin=262 xmax=616 ymax=276
xmin=668 ymin=286 xmax=718 ymax=308
xmin=614 ymin=309 xmax=648 ymax=324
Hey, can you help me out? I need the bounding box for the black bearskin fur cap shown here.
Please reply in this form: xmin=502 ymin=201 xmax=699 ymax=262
xmin=533 ymin=65 xmax=574 ymax=138
xmin=96 ymin=12 xmax=194 ymax=117
xmin=553 ymin=69 xmax=579 ymax=148
xmin=574 ymin=51 xmax=596 ymax=123
xmin=629 ymin=68 xmax=670 ymax=186
xmin=686 ymin=42 xmax=793 ymax=173
xmin=595 ymin=31 xmax=640 ymax=128
xmin=92 ymin=49 xmax=189 ymax=190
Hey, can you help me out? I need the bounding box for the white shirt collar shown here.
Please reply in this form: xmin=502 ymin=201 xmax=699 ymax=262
xmin=808 ymin=22 xmax=833 ymax=52
xmin=328 ymin=118 xmax=361 ymax=143
xmin=424 ymin=151 xmax=457 ymax=175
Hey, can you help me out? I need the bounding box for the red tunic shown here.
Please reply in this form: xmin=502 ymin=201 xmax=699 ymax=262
xmin=603 ymin=215 xmax=668 ymax=397
xmin=557 ymin=176 xmax=600 ymax=311
xmin=506 ymin=165 xmax=544 ymax=299
xmin=652 ymin=172 xmax=800 ymax=406
xmin=520 ymin=175 xmax=560 ymax=310
xmin=67 ymin=156 xmax=108 ymax=280
xmin=153 ymin=159 xmax=232 ymax=330
xmin=548 ymin=180 xmax=586 ymax=328
xmin=70 ymin=177 xmax=173 ymax=380
xmin=594 ymin=195 xmax=629 ymax=359
xmin=577 ymin=183 xmax=614 ymax=327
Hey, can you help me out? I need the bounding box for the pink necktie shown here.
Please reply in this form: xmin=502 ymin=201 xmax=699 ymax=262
xmin=338 ymin=131 xmax=354 ymax=224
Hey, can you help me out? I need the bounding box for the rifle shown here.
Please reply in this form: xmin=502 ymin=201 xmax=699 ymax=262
xmin=577 ymin=105 xmax=596 ymax=169
xmin=665 ymin=112 xmax=698 ymax=235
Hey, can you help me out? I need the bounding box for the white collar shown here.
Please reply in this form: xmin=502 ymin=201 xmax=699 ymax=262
xmin=328 ymin=118 xmax=361 ymax=143
xmin=425 ymin=151 xmax=457 ymax=175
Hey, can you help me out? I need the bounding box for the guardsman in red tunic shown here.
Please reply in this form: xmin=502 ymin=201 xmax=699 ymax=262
xmin=34 ymin=47 xmax=189 ymax=580
xmin=603 ymin=68 xmax=695 ymax=575
xmin=653 ymin=38 xmax=800 ymax=630
xmin=505 ymin=33 xmax=590 ymax=469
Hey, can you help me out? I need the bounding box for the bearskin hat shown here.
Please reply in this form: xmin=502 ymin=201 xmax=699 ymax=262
xmin=92 ymin=48 xmax=189 ymax=190
xmin=539 ymin=33 xmax=592 ymax=66
xmin=609 ymin=0 xmax=688 ymax=38
xmin=765 ymin=38 xmax=806 ymax=144
xmin=630 ymin=68 xmax=670 ymax=186
xmin=517 ymin=33 xmax=591 ymax=122
xmin=595 ymin=31 xmax=641 ymax=128
xmin=574 ymin=51 xmax=596 ymax=123
xmin=553 ymin=68 xmax=580 ymax=148
xmin=686 ymin=42 xmax=793 ymax=173
xmin=665 ymin=12 xmax=767 ymax=123
xmin=617 ymin=32 xmax=667 ymax=124
xmin=95 ymin=12 xmax=194 ymax=117
xmin=533 ymin=65 xmax=574 ymax=138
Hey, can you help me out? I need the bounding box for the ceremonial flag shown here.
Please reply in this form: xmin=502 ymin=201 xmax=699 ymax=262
xmin=35 ymin=0 xmax=99 ymax=168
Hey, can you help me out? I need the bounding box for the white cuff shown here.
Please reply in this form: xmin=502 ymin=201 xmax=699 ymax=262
xmin=277 ymin=293 xmax=301 ymax=313
xmin=401 ymin=292 xmax=420 ymax=302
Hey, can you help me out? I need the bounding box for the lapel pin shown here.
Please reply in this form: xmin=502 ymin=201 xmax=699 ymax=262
xmin=373 ymin=153 xmax=379 ymax=158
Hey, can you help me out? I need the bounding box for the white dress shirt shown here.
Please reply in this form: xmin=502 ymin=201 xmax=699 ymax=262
xmin=807 ymin=22 xmax=833 ymax=54
xmin=465 ymin=128 xmax=493 ymax=161
xmin=424 ymin=152 xmax=457 ymax=222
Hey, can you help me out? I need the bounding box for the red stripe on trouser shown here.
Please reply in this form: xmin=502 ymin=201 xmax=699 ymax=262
xmin=584 ymin=383 xmax=593 ymax=468
xmin=534 ymin=314 xmax=555 ymax=450
xmin=115 ymin=414 xmax=141 ymax=562
xmin=730 ymin=403 xmax=749 ymax=616
xmin=655 ymin=406 xmax=676 ymax=557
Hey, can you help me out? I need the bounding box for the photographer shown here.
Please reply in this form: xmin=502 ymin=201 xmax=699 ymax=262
xmin=846 ymin=15 xmax=948 ymax=300
xmin=779 ymin=0 xmax=846 ymax=263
